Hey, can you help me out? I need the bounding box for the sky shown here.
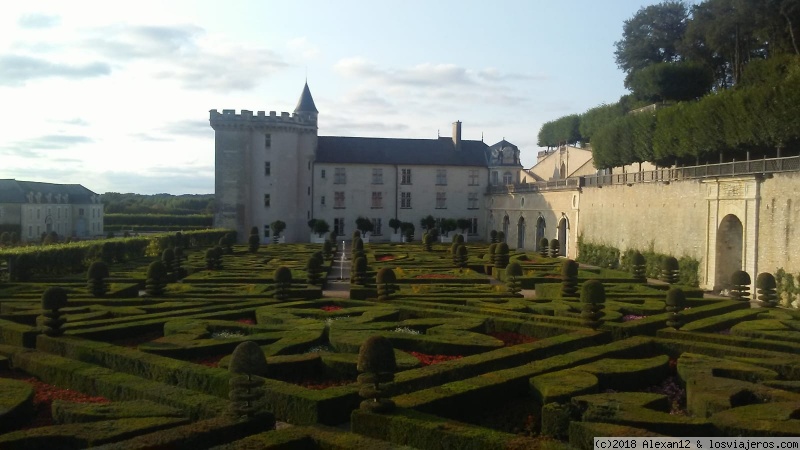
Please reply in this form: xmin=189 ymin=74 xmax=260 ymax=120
xmin=1 ymin=0 xmax=669 ymax=194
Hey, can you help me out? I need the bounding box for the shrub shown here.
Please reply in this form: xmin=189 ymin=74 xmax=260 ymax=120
xmin=580 ymin=280 xmax=605 ymax=330
xmin=730 ymin=270 xmax=751 ymax=301
xmin=306 ymin=253 xmax=324 ymax=286
xmin=539 ymin=237 xmax=549 ymax=258
xmin=456 ymin=245 xmax=468 ymax=269
xmin=173 ymin=247 xmax=186 ymax=279
xmin=0 ymin=232 xmax=10 ymax=246
xmin=561 ymin=259 xmax=579 ymax=298
xmin=490 ymin=230 xmax=498 ymax=243
xmin=454 ymin=233 xmax=465 ymax=244
xmin=351 ymin=256 xmax=368 ymax=286
xmin=487 ymin=243 xmax=498 ymax=261
xmin=506 ymin=261 xmax=523 ymax=295
xmin=631 ymin=251 xmax=646 ymax=281
xmin=423 ymin=233 xmax=433 ymax=252
xmin=549 ymin=238 xmax=560 ymax=258
xmin=328 ymin=231 xmax=338 ymax=244
xmin=312 ymin=219 xmax=330 ymax=237
xmin=162 ymin=248 xmax=176 ymax=281
xmin=497 ymin=231 xmax=506 ymax=243
xmin=756 ymin=272 xmax=778 ymax=307
xmin=41 ymin=287 xmax=68 ymax=337
xmin=456 ymin=218 xmax=470 ymax=235
xmin=665 ymin=287 xmax=686 ymax=330
xmin=357 ymin=336 xmax=396 ymax=413
xmin=355 ymin=217 xmax=374 ymax=237
xmin=145 ymin=260 xmax=168 ymax=296
xmin=205 ymin=246 xmax=223 ymax=270
xmin=270 ymin=221 xmax=286 ymax=243
xmin=228 ymin=341 xmax=268 ymax=418
xmin=660 ymin=257 xmax=679 ymax=284
xmin=273 ymin=266 xmax=292 ymax=300
xmin=87 ymin=261 xmax=110 ymax=298
xmin=323 ymin=240 xmax=334 ymax=260
xmin=400 ymin=222 xmax=415 ymax=242
xmin=494 ymin=243 xmax=510 ymax=269
xmin=248 ymin=226 xmax=260 ymax=253
xmin=352 ymin=237 xmax=365 ymax=260
xmin=376 ymin=268 xmax=397 ymax=301
xmin=388 ymin=218 xmax=401 ymax=234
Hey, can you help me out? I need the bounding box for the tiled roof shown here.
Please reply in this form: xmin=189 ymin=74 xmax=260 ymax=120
xmin=316 ymin=136 xmax=489 ymax=166
xmin=0 ymin=179 xmax=97 ymax=204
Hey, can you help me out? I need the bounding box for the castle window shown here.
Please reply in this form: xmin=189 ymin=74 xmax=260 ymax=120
xmin=503 ymin=172 xmax=513 ymax=185
xmin=468 ymin=193 xmax=478 ymax=210
xmin=401 ymin=169 xmax=412 ymax=185
xmin=400 ymin=192 xmax=411 ymax=209
xmin=371 ymin=218 xmax=382 ymax=235
xmin=321 ymin=196 xmax=325 ymax=206
xmin=79 ymin=208 xmax=84 ymax=217
xmin=436 ymin=169 xmax=447 ymax=186
xmin=264 ymin=194 xmax=271 ymax=207
xmin=264 ymin=225 xmax=270 ymax=238
xmin=469 ymin=218 xmax=479 ymax=235
xmin=334 ymin=218 xmax=345 ymax=236
xmin=491 ymin=171 xmax=499 ymax=186
xmin=469 ymin=169 xmax=479 ymax=186
xmin=265 ymin=134 xmax=271 ymax=148
xmin=334 ymin=191 xmax=345 ymax=209
xmin=334 ymin=168 xmax=346 ymax=184
xmin=321 ymin=169 xmax=326 ymax=179
xmin=436 ymin=192 xmax=446 ymax=209
xmin=371 ymin=192 xmax=383 ymax=209
xmin=372 ymin=168 xmax=383 ymax=184
xmin=264 ymin=162 xmax=271 ymax=176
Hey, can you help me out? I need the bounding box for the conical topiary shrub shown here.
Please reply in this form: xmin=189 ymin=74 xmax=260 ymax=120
xmin=490 ymin=230 xmax=498 ymax=244
xmin=145 ymin=260 xmax=168 ymax=296
xmin=248 ymin=226 xmax=260 ymax=253
xmin=580 ymin=280 xmax=605 ymax=330
xmin=351 ymin=256 xmax=368 ymax=286
xmin=41 ymin=287 xmax=68 ymax=337
xmin=549 ymin=238 xmax=560 ymax=258
xmin=423 ymin=233 xmax=433 ymax=252
xmin=228 ymin=341 xmax=268 ymax=418
xmin=454 ymin=234 xmax=465 ymax=245
xmin=273 ymin=266 xmax=292 ymax=300
xmin=352 ymin=237 xmax=365 ymax=260
xmin=87 ymin=261 xmax=110 ymax=298
xmin=323 ymin=239 xmax=334 ymax=260
xmin=219 ymin=236 xmax=233 ymax=255
xmin=205 ymin=246 xmax=223 ymax=270
xmin=173 ymin=247 xmax=186 ymax=279
xmin=660 ymin=257 xmax=679 ymax=284
xmin=376 ymin=268 xmax=397 ymax=301
xmin=506 ymin=261 xmax=523 ymax=295
xmin=456 ymin=245 xmax=468 ymax=268
xmin=162 ymin=248 xmax=176 ymax=282
xmin=306 ymin=252 xmax=324 ymax=286
xmin=487 ymin=243 xmax=497 ymax=262
xmin=494 ymin=243 xmax=510 ymax=269
xmin=538 ymin=237 xmax=549 ymax=258
xmin=357 ymin=335 xmax=397 ymax=413
xmin=730 ymin=270 xmax=751 ymax=301
xmin=756 ymin=272 xmax=778 ymax=307
xmin=631 ymin=251 xmax=646 ymax=282
xmin=665 ymin=287 xmax=686 ymax=330
xmin=497 ymin=231 xmax=506 ymax=243
xmin=561 ymin=259 xmax=579 ymax=298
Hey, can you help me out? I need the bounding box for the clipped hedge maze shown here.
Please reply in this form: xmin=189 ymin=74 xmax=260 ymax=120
xmin=0 ymin=240 xmax=799 ymax=449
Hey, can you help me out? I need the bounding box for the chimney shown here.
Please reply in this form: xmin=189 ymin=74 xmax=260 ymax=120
xmin=452 ymin=121 xmax=462 ymax=151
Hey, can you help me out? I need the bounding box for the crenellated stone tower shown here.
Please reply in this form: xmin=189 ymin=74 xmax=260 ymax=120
xmin=210 ymin=83 xmax=318 ymax=242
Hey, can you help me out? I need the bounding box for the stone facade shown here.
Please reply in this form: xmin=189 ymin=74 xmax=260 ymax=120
xmin=0 ymin=180 xmax=103 ymax=242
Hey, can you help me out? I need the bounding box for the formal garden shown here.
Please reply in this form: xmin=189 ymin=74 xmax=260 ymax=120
xmin=0 ymin=229 xmax=799 ymax=449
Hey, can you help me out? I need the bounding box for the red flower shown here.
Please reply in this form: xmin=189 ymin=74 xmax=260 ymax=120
xmin=321 ymin=305 xmax=343 ymax=311
xmin=409 ymin=351 xmax=463 ymax=366
xmin=236 ymin=318 xmax=255 ymax=325
xmin=376 ymin=255 xmax=396 ymax=262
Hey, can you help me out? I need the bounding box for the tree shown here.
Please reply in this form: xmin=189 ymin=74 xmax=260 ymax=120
xmin=270 ymin=220 xmax=286 ymax=242
xmin=580 ymin=280 xmax=606 ymax=330
xmin=400 ymin=222 xmax=415 ymax=242
xmin=357 ymin=336 xmax=397 ymax=413
xmin=665 ymin=287 xmax=686 ymax=329
xmin=561 ymin=259 xmax=579 ymax=298
xmin=506 ymin=261 xmax=523 ymax=295
xmin=614 ymin=1 xmax=690 ymax=88
xmin=439 ymin=218 xmax=458 ymax=237
xmin=628 ymin=61 xmax=715 ymax=102
xmin=730 ymin=270 xmax=751 ymax=300
xmin=376 ymin=268 xmax=397 ymax=301
xmin=420 ymin=215 xmax=436 ymax=232
xmin=312 ymin=219 xmax=330 ymax=237
xmin=41 ymin=287 xmax=68 ymax=337
xmin=87 ymin=261 xmax=110 ymax=297
xmin=248 ymin=226 xmax=260 ymax=253
xmin=273 ymin=266 xmax=292 ymax=300
xmin=146 ymin=260 xmax=168 ymax=296
xmin=456 ymin=218 xmax=471 ymax=235
xmin=355 ymin=217 xmax=374 ymax=237
xmin=756 ymin=272 xmax=778 ymax=307
xmin=228 ymin=341 xmax=268 ymax=418
xmin=388 ymin=219 xmax=402 ymax=234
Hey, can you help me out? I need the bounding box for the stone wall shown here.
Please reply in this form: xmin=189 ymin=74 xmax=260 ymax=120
xmin=758 ymin=172 xmax=800 ymax=276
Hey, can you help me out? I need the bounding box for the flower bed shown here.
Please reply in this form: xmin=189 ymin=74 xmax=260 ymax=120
xmin=321 ymin=305 xmax=343 ymax=312
xmin=375 ymin=254 xmax=396 ymax=262
xmin=408 ymin=351 xmax=463 ymax=366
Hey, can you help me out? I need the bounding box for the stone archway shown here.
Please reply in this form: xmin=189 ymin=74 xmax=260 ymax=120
xmin=557 ymin=216 xmax=568 ymax=257
xmin=536 ymin=216 xmax=546 ymax=251
xmin=517 ymin=217 xmax=525 ymax=249
xmin=715 ymin=214 xmax=743 ymax=292
xmin=502 ymin=215 xmax=510 ymax=243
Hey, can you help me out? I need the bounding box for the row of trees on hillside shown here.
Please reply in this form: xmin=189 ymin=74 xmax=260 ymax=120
xmin=102 ymin=193 xmax=214 ymax=215
xmin=537 ymin=0 xmax=800 ymax=167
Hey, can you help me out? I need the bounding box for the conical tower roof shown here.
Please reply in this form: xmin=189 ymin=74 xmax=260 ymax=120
xmin=294 ymin=82 xmax=318 ymax=113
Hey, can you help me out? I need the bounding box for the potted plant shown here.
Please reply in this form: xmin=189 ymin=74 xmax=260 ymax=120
xmin=389 ymin=218 xmax=402 ymax=243
xmin=270 ymin=220 xmax=286 ymax=244
xmin=355 ymin=217 xmax=374 ymax=243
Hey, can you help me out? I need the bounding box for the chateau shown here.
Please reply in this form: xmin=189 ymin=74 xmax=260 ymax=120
xmin=0 ymin=179 xmax=104 ymax=242
xmin=212 ymin=83 xmax=800 ymax=293
xmin=210 ymin=83 xmax=522 ymax=244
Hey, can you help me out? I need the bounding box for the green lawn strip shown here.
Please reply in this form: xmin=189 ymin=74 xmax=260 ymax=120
xmin=394 ymin=336 xmax=654 ymax=415
xmin=0 ymin=417 xmax=190 ymax=449
xmin=91 ymin=413 xmax=275 ymax=450
xmin=351 ymin=407 xmax=567 ymax=450
xmin=0 ymin=344 xmax=228 ymax=419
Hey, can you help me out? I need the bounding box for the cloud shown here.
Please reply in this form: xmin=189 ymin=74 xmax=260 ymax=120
xmin=160 ymin=120 xmax=212 ymax=138
xmin=82 ymin=24 xmax=287 ymax=91
xmin=17 ymin=13 xmax=60 ymax=29
xmin=1 ymin=134 xmax=94 ymax=157
xmin=322 ymin=117 xmax=410 ymax=136
xmin=96 ymin=169 xmax=214 ymax=194
xmin=287 ymin=37 xmax=320 ymax=59
xmin=0 ymin=54 xmax=110 ymax=86
xmin=130 ymin=133 xmax=172 ymax=142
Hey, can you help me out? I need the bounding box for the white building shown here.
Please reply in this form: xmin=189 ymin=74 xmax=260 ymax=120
xmin=0 ymin=179 xmax=104 ymax=242
xmin=210 ymin=83 xmax=523 ymax=243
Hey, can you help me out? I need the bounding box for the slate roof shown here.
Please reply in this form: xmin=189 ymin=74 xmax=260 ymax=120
xmin=294 ymin=82 xmax=318 ymax=113
xmin=488 ymin=139 xmax=518 ymax=150
xmin=0 ymin=179 xmax=97 ymax=203
xmin=316 ymin=136 xmax=489 ymax=166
